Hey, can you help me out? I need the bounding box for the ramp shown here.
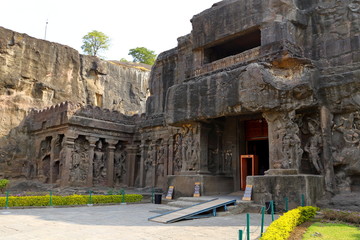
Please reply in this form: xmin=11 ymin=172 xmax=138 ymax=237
xmin=148 ymin=198 xmax=236 ymax=224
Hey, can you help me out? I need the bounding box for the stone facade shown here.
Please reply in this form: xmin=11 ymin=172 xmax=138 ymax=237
xmin=1 ymin=0 xmax=360 ymax=207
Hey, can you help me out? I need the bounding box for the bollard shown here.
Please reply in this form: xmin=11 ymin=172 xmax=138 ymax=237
xmin=88 ymin=190 xmax=93 ymax=205
xmin=284 ymin=197 xmax=288 ymax=212
xmin=239 ymin=229 xmax=243 ymax=240
xmin=121 ymin=189 xmax=126 ymax=205
xmin=246 ymin=213 xmax=250 ymax=240
xmin=49 ymin=191 xmax=53 ymax=207
xmin=5 ymin=191 xmax=9 ymax=209
xmin=151 ymin=188 xmax=154 ymax=203
xmin=301 ymin=194 xmax=305 ymax=207
xmin=260 ymin=206 xmax=265 ymax=237
xmin=270 ymin=200 xmax=275 ymax=222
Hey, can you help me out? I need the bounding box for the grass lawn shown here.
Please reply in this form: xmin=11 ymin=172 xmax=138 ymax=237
xmin=302 ymin=222 xmax=360 ymax=240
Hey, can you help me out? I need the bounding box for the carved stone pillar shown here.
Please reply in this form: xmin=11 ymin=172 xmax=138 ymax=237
xmin=106 ymin=139 xmax=118 ymax=187
xmin=139 ymin=141 xmax=146 ymax=187
xmin=215 ymin=126 xmax=224 ymax=174
xmin=168 ymin=137 xmax=174 ymax=175
xmin=60 ymin=134 xmax=76 ymax=187
xmin=150 ymin=143 xmax=157 ymax=187
xmin=198 ymin=123 xmax=210 ymax=174
xmin=86 ymin=136 xmax=98 ymax=187
xmin=263 ymin=111 xmax=302 ymax=175
xmin=126 ymin=145 xmax=138 ymax=187
xmin=50 ymin=135 xmax=57 ymax=184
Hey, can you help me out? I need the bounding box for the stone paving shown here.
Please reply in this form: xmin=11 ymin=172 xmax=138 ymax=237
xmin=0 ymin=203 xmax=274 ymax=240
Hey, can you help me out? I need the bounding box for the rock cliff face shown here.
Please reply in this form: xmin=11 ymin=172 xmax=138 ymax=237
xmin=140 ymin=0 xmax=360 ymax=201
xmin=0 ymin=26 xmax=149 ymax=178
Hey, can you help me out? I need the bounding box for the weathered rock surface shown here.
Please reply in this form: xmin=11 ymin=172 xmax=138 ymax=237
xmin=0 ymin=26 xmax=149 ymax=178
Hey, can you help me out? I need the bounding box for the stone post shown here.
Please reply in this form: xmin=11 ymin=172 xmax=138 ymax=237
xmin=60 ymin=134 xmax=76 ymax=187
xmin=263 ymin=111 xmax=301 ymax=175
xmin=106 ymin=139 xmax=118 ymax=187
xmin=126 ymin=145 xmax=138 ymax=187
xmin=86 ymin=136 xmax=98 ymax=187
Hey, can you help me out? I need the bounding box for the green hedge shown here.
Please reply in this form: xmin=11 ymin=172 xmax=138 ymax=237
xmin=0 ymin=194 xmax=143 ymax=207
xmin=260 ymin=206 xmax=318 ymax=240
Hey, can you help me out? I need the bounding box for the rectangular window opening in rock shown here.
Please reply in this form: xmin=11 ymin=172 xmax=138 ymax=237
xmin=95 ymin=93 xmax=103 ymax=107
xmin=203 ymin=28 xmax=261 ymax=64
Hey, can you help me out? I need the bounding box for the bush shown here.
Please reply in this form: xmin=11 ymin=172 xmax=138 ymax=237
xmin=321 ymin=209 xmax=360 ymax=225
xmin=260 ymin=206 xmax=319 ymax=240
xmin=0 ymin=179 xmax=9 ymax=193
xmin=0 ymin=194 xmax=143 ymax=207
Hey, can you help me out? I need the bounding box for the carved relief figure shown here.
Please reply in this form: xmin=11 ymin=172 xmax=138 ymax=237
xmin=70 ymin=136 xmax=89 ymax=184
xmin=156 ymin=139 xmax=166 ymax=186
xmin=332 ymin=111 xmax=360 ymax=192
xmin=282 ymin=120 xmax=303 ymax=169
xmin=93 ymin=140 xmax=106 ymax=185
xmin=144 ymin=144 xmax=155 ymax=186
xmin=114 ymin=143 xmax=127 ymax=185
xmin=173 ymin=134 xmax=182 ymax=173
xmin=181 ymin=125 xmax=200 ymax=172
xmin=304 ymin=119 xmax=323 ymax=173
xmin=224 ymin=149 xmax=232 ymax=174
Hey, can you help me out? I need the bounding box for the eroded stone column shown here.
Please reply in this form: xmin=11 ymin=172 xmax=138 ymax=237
xmin=106 ymin=139 xmax=118 ymax=187
xmin=167 ymin=137 xmax=174 ymax=175
xmin=126 ymin=145 xmax=138 ymax=187
xmin=198 ymin=123 xmax=210 ymax=174
xmin=263 ymin=111 xmax=302 ymax=175
xmin=139 ymin=141 xmax=146 ymax=187
xmin=60 ymin=134 xmax=76 ymax=187
xmin=50 ymin=135 xmax=57 ymax=184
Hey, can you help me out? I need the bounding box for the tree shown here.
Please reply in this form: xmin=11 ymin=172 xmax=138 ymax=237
xmin=81 ymin=30 xmax=110 ymax=57
xmin=128 ymin=47 xmax=157 ymax=65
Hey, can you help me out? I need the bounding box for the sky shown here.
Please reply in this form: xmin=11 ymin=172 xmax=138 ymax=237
xmin=0 ymin=0 xmax=218 ymax=60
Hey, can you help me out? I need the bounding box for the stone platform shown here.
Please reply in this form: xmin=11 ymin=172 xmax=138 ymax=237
xmin=167 ymin=175 xmax=233 ymax=198
xmin=247 ymin=174 xmax=324 ymax=210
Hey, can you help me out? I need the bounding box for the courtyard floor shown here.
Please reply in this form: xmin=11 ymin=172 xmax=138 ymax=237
xmin=0 ymin=203 xmax=273 ymax=240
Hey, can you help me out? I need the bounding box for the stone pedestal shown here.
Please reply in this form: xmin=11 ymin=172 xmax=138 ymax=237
xmin=247 ymin=175 xmax=324 ymax=210
xmin=167 ymin=175 xmax=233 ymax=198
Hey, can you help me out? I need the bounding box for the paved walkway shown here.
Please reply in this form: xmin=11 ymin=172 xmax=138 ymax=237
xmin=0 ymin=204 xmax=274 ymax=240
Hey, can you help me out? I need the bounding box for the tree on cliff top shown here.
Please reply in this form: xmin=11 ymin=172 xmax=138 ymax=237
xmin=81 ymin=30 xmax=110 ymax=57
xmin=128 ymin=47 xmax=157 ymax=65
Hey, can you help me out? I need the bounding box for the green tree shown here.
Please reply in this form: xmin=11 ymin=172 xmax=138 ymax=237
xmin=81 ymin=30 xmax=110 ymax=57
xmin=128 ymin=47 xmax=157 ymax=65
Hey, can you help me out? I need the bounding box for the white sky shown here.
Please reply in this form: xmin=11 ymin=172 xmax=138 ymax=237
xmin=0 ymin=0 xmax=218 ymax=60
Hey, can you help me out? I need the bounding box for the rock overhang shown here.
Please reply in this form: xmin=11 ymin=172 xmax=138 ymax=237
xmin=164 ymin=49 xmax=319 ymax=125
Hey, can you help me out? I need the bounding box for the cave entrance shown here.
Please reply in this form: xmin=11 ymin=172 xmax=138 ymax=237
xmin=240 ymin=118 xmax=269 ymax=190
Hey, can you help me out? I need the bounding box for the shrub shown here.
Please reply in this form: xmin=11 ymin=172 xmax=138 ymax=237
xmin=0 ymin=194 xmax=143 ymax=207
xmin=321 ymin=209 xmax=360 ymax=225
xmin=0 ymin=179 xmax=9 ymax=193
xmin=260 ymin=206 xmax=319 ymax=240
